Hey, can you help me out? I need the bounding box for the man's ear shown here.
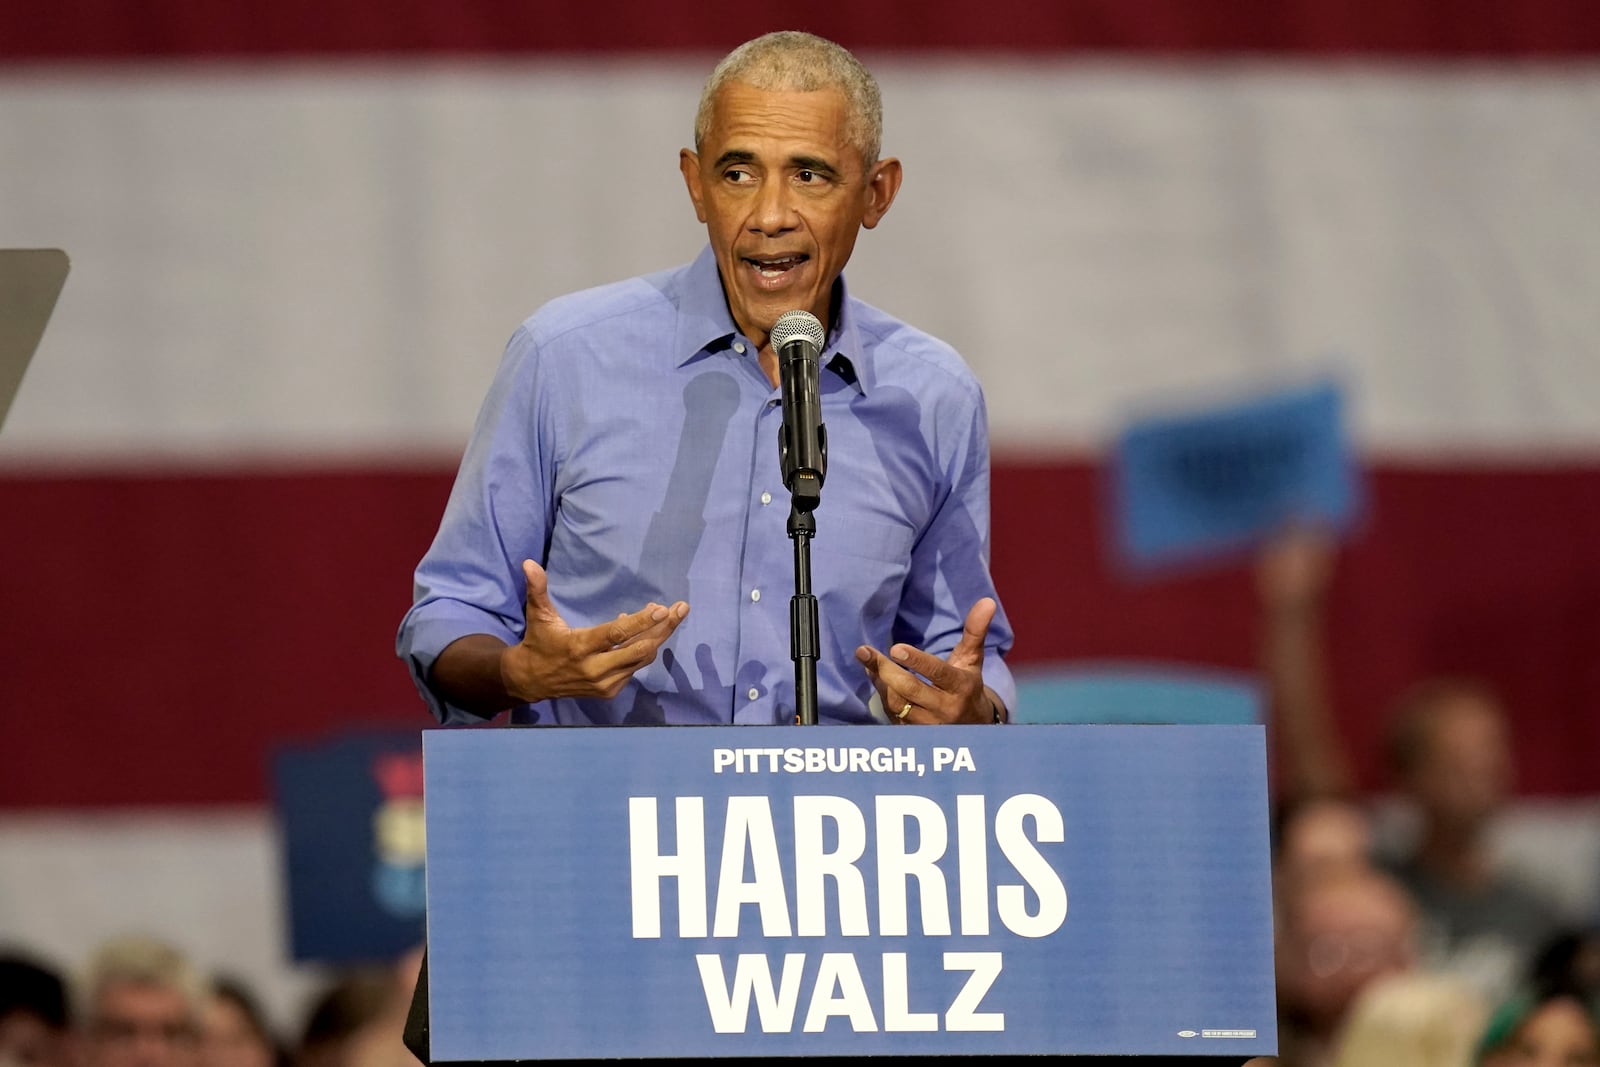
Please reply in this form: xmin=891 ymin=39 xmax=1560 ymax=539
xmin=680 ymin=149 xmax=708 ymax=224
xmin=861 ymin=157 xmax=903 ymax=230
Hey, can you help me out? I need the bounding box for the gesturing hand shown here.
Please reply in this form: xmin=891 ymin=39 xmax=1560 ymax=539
xmin=500 ymin=559 xmax=689 ymax=703
xmin=855 ymin=597 xmax=1000 ymax=725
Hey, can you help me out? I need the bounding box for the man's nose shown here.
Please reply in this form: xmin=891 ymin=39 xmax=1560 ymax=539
xmin=749 ymin=179 xmax=798 ymax=235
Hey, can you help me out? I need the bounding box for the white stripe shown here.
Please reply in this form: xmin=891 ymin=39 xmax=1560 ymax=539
xmin=3 ymin=60 xmax=1598 ymax=461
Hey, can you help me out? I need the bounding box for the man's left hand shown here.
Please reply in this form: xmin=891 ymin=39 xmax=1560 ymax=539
xmin=855 ymin=597 xmax=1002 ymax=724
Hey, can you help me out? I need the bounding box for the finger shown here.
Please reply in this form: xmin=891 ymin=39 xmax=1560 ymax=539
xmin=889 ymin=642 xmax=966 ymax=693
xmin=521 ymin=559 xmax=563 ymax=626
xmin=860 ymin=647 xmax=957 ymax=725
xmin=855 ymin=645 xmax=890 ymax=691
xmin=860 ymin=649 xmax=914 ymax=724
xmin=855 ymin=645 xmax=895 ymax=710
xmin=589 ymin=623 xmax=681 ymax=682
xmin=862 ymin=644 xmax=942 ymax=701
xmin=582 ymin=600 xmax=690 ymax=655
xmin=947 ymin=598 xmax=996 ymax=673
xmin=627 ymin=605 xmax=691 ymax=648
xmin=577 ymin=604 xmax=665 ymax=653
xmin=867 ymin=645 xmax=951 ymax=714
xmin=890 ymin=679 xmax=956 ymax=724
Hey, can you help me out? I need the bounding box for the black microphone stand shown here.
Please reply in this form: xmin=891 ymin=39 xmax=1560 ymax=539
xmin=773 ymin=312 xmax=828 ymax=727
xmin=787 ymin=484 xmax=821 ymax=726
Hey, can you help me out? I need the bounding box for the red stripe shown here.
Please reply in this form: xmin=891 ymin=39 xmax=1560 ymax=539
xmin=0 ymin=468 xmax=448 ymax=808
xmin=9 ymin=0 xmax=1600 ymax=60
xmin=2 ymin=460 xmax=1597 ymax=807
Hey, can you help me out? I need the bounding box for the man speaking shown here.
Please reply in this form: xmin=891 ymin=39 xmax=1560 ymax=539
xmin=398 ymin=31 xmax=1013 ymax=728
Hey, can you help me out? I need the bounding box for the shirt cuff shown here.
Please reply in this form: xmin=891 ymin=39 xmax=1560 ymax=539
xmin=398 ymin=601 xmax=523 ymax=726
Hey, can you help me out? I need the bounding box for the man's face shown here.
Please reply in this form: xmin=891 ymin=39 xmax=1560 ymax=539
xmin=1410 ymin=696 xmax=1512 ymax=832
xmin=680 ymin=81 xmax=901 ymax=352
xmin=1275 ymin=873 xmax=1416 ymax=1032
xmin=1277 ymin=797 xmax=1373 ymax=887
xmin=83 ymin=983 xmax=198 ymax=1067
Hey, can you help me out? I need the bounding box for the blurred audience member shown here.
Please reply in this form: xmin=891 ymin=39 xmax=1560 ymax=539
xmin=1385 ymin=676 xmax=1566 ymax=997
xmin=76 ymin=936 xmax=207 ymax=1067
xmin=344 ymin=947 xmax=423 ymax=1067
xmin=1474 ymin=984 xmax=1600 ymax=1067
xmin=1273 ymin=792 xmax=1376 ymax=893
xmin=1330 ymin=971 xmax=1488 ymax=1067
xmin=202 ymin=977 xmax=283 ymax=1067
xmin=1255 ymin=526 xmax=1356 ymax=805
xmin=0 ymin=952 xmax=69 ymax=1067
xmin=291 ymin=969 xmax=391 ymax=1067
xmin=1274 ymin=865 xmax=1420 ymax=1067
xmin=1256 ymin=526 xmax=1566 ymax=1001
xmin=1529 ymin=928 xmax=1600 ymax=1004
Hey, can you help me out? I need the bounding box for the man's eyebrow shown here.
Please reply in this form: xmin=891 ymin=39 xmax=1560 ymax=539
xmin=790 ymin=155 xmax=840 ymax=176
xmin=710 ymin=150 xmax=843 ymax=176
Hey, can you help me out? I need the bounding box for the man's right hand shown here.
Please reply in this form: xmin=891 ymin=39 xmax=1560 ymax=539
xmin=499 ymin=559 xmax=690 ymax=703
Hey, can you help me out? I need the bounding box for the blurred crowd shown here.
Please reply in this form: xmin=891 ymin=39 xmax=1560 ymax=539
xmin=0 ymin=938 xmax=421 ymax=1067
xmin=1248 ymin=527 xmax=1600 ymax=1067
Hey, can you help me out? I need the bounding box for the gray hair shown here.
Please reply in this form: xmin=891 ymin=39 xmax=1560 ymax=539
xmin=76 ymin=935 xmax=209 ymax=1027
xmin=694 ymin=31 xmax=883 ymax=166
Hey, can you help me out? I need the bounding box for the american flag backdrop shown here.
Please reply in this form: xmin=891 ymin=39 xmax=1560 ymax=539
xmin=2 ymin=0 xmax=1599 ymax=1029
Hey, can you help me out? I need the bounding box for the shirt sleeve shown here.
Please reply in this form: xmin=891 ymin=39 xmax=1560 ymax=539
xmin=396 ymin=324 xmax=559 ymax=725
xmin=892 ymin=379 xmax=1017 ymax=716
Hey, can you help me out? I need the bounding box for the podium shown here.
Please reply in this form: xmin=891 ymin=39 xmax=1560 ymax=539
xmin=409 ymin=723 xmax=1276 ymax=1065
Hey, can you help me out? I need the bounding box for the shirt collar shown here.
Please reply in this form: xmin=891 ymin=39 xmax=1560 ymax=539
xmin=672 ymin=245 xmax=869 ymax=396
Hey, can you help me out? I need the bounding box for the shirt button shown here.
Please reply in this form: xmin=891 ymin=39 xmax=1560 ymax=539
xmin=750 ymin=589 xmax=761 ymax=602
xmin=760 ymin=491 xmax=772 ymax=505
xmin=747 ymin=687 xmax=759 ymax=701
xmin=733 ymin=341 xmax=746 ymax=354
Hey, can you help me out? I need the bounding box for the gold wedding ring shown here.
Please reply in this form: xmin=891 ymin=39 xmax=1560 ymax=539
xmin=897 ymin=702 xmax=912 ymax=720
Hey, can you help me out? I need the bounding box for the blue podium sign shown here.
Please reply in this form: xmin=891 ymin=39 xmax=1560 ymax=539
xmin=422 ymin=724 xmax=1275 ymax=1061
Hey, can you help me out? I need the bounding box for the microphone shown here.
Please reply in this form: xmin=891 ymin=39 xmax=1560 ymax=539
xmin=770 ymin=309 xmax=828 ymax=512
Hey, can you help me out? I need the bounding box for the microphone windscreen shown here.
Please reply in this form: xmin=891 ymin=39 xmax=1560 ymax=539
xmin=770 ymin=309 xmax=825 ymax=354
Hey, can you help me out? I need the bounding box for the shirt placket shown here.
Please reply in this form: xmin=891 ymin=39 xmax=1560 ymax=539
xmin=731 ymin=347 xmax=789 ymax=724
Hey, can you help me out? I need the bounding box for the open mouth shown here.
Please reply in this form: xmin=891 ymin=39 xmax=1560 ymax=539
xmin=742 ymin=253 xmax=809 ymax=280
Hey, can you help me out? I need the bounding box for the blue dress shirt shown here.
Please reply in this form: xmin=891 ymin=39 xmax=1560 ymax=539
xmin=398 ymin=246 xmax=1014 ymax=726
